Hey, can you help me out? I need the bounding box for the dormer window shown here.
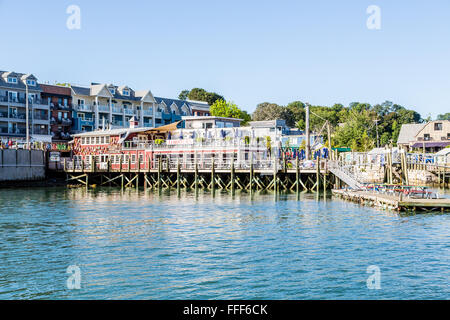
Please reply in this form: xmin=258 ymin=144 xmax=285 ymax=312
xmin=26 ymin=79 xmax=36 ymax=86
xmin=7 ymin=77 xmax=17 ymax=84
xmin=109 ymin=88 xmax=116 ymax=95
xmin=122 ymin=90 xmax=130 ymax=96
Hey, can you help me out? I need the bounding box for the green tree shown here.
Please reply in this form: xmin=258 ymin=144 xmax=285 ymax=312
xmin=187 ymin=88 xmax=224 ymax=105
xmin=210 ymin=99 xmax=250 ymax=124
xmin=178 ymin=90 xmax=190 ymax=100
xmin=437 ymin=113 xmax=450 ymax=120
xmin=252 ymin=102 xmax=287 ymax=123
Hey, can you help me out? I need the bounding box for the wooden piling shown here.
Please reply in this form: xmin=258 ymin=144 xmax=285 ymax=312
xmin=231 ymin=156 xmax=235 ymax=195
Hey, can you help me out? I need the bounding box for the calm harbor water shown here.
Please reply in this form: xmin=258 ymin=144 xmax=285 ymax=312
xmin=0 ymin=187 xmax=449 ymax=300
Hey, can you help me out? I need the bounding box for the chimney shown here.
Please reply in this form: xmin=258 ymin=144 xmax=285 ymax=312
xmin=129 ymin=116 xmax=139 ymax=129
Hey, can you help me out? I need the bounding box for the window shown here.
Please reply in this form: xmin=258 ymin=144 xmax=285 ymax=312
xmin=424 ymin=134 xmax=431 ymax=141
xmin=26 ymin=79 xmax=36 ymax=86
xmin=7 ymin=77 xmax=17 ymax=84
xmin=447 ymin=133 xmax=450 ymax=140
xmin=122 ymin=90 xmax=130 ymax=96
xmin=63 ymin=98 xmax=68 ymax=106
xmin=109 ymin=88 xmax=115 ymax=95
xmin=8 ymin=91 xmax=18 ymax=102
xmin=96 ymin=137 xmax=100 ymax=144
xmin=78 ymin=99 xmax=85 ymax=106
xmin=434 ymin=123 xmax=443 ymax=131
xmin=106 ymin=136 xmax=110 ymax=144
xmin=131 ymin=154 xmax=136 ymax=163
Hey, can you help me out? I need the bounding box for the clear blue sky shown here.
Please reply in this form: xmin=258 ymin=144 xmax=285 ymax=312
xmin=1 ymin=0 xmax=449 ymax=118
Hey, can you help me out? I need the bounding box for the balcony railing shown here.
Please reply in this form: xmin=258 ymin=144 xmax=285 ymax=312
xmin=124 ymin=109 xmax=135 ymax=115
xmin=112 ymin=107 xmax=123 ymax=114
xmin=112 ymin=121 xmax=124 ymax=126
xmin=142 ymin=109 xmax=153 ymax=116
xmin=0 ymin=111 xmax=8 ymax=118
xmin=33 ymin=129 xmax=49 ymax=135
xmin=75 ymin=104 xmax=93 ymax=112
xmin=155 ymin=112 xmax=162 ymax=118
xmin=34 ymin=114 xmax=49 ymax=121
xmin=97 ymin=105 xmax=110 ymax=112
xmin=9 ymin=113 xmax=26 ymax=120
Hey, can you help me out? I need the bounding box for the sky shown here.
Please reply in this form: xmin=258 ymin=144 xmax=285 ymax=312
xmin=1 ymin=0 xmax=449 ymax=118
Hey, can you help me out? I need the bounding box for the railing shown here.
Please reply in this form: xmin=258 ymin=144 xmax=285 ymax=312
xmin=9 ymin=113 xmax=26 ymax=120
xmin=34 ymin=114 xmax=49 ymax=121
xmin=97 ymin=105 xmax=110 ymax=112
xmin=124 ymin=109 xmax=135 ymax=115
xmin=142 ymin=109 xmax=153 ymax=116
xmin=0 ymin=112 xmax=8 ymax=118
xmin=33 ymin=129 xmax=49 ymax=135
xmin=75 ymin=104 xmax=93 ymax=112
xmin=62 ymin=157 xmax=333 ymax=173
xmin=155 ymin=112 xmax=162 ymax=118
xmin=112 ymin=107 xmax=123 ymax=114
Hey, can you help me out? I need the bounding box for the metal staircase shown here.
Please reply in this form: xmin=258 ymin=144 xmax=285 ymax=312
xmin=328 ymin=161 xmax=364 ymax=189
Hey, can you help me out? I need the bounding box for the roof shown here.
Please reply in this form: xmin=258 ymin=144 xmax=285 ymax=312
xmin=72 ymin=127 xmax=154 ymax=137
xmin=411 ymin=141 xmax=450 ymax=148
xmin=181 ymin=116 xmax=243 ymax=122
xmin=397 ymin=123 xmax=426 ymax=144
xmin=249 ymin=120 xmax=287 ymax=128
xmin=435 ymin=148 xmax=450 ymax=156
xmin=72 ymin=122 xmax=182 ymax=138
xmin=0 ymin=70 xmax=42 ymax=92
xmin=40 ymin=84 xmax=71 ymax=96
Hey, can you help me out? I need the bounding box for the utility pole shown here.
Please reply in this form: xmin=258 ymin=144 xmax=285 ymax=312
xmin=25 ymin=82 xmax=30 ymax=149
xmin=374 ymin=119 xmax=380 ymax=148
xmin=305 ymin=103 xmax=310 ymax=160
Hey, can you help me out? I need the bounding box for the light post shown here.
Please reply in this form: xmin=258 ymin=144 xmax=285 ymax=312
xmin=374 ymin=119 xmax=380 ymax=148
xmin=25 ymin=82 xmax=30 ymax=149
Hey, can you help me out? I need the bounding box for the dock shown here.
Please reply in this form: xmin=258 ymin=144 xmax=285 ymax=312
xmin=332 ymin=189 xmax=450 ymax=212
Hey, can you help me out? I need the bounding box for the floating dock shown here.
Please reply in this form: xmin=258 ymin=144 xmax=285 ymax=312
xmin=332 ymin=189 xmax=450 ymax=212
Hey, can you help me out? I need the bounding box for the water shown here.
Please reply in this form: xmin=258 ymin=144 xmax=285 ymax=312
xmin=0 ymin=187 xmax=449 ymax=300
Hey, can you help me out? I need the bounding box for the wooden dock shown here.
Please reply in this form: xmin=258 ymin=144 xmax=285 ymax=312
xmin=332 ymin=189 xmax=450 ymax=212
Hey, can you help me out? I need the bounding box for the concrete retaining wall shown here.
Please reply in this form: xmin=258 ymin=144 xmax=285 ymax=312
xmin=0 ymin=149 xmax=46 ymax=181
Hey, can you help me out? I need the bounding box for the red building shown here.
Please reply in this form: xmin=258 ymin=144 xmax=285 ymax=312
xmin=40 ymin=84 xmax=73 ymax=143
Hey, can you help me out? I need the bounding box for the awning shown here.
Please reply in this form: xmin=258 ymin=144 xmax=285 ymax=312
xmin=411 ymin=141 xmax=450 ymax=148
xmin=31 ymin=135 xmax=52 ymax=143
xmin=144 ymin=121 xmax=181 ymax=134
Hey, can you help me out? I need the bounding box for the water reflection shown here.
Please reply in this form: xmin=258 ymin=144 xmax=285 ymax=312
xmin=0 ymin=187 xmax=449 ymax=299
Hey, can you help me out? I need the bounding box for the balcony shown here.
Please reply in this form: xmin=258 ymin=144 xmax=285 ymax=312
xmin=9 ymin=113 xmax=27 ymax=121
xmin=112 ymin=120 xmax=124 ymax=127
xmin=75 ymin=104 xmax=93 ymax=112
xmin=155 ymin=111 xmax=162 ymax=118
xmin=112 ymin=107 xmax=123 ymax=114
xmin=143 ymin=121 xmax=153 ymax=127
xmin=33 ymin=129 xmax=49 ymax=135
xmin=162 ymin=113 xmax=172 ymax=120
xmin=124 ymin=108 xmax=135 ymax=116
xmin=0 ymin=111 xmax=8 ymax=119
xmin=6 ymin=128 xmax=27 ymax=135
xmin=142 ymin=109 xmax=153 ymax=116
xmin=50 ymin=103 xmax=71 ymax=111
xmin=0 ymin=127 xmax=8 ymax=133
xmin=97 ymin=105 xmax=110 ymax=112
